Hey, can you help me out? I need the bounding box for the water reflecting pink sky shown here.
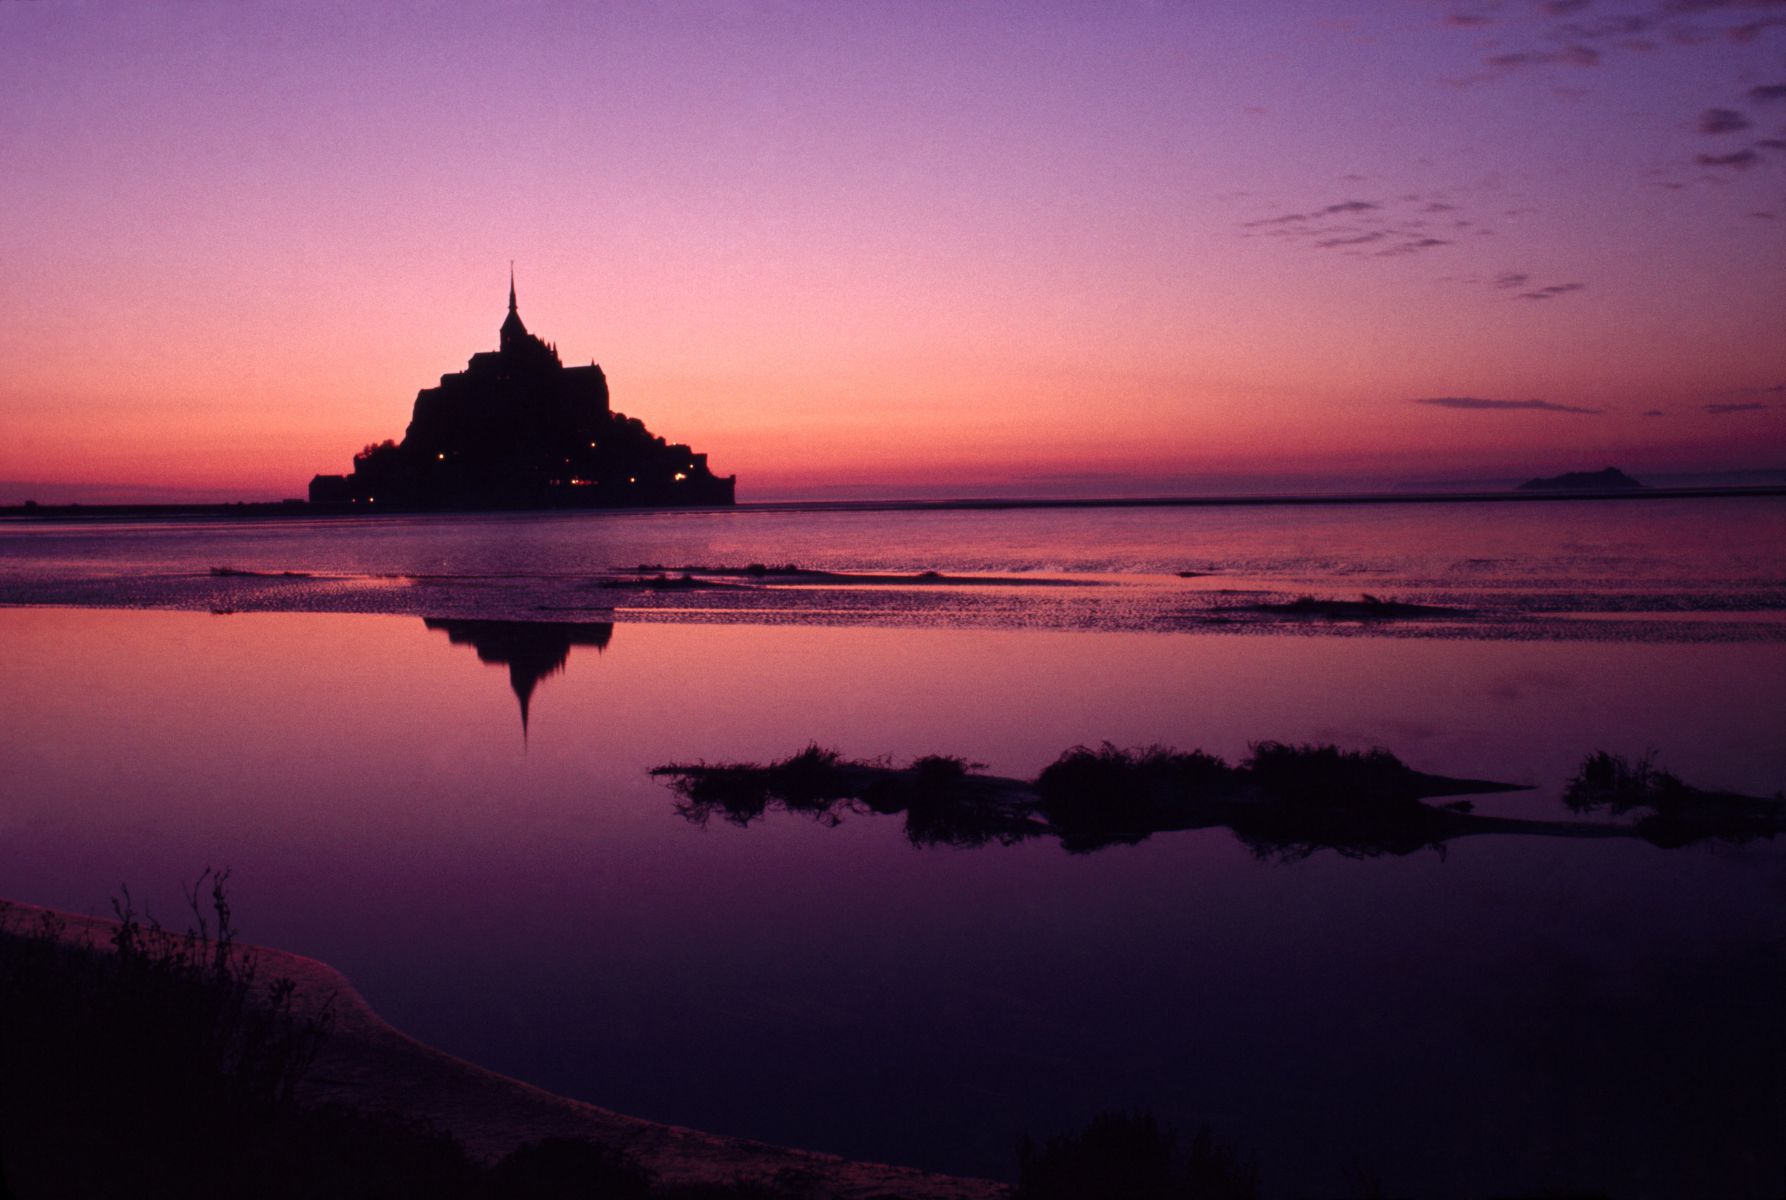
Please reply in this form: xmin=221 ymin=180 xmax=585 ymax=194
xmin=3 ymin=603 xmax=1782 ymax=1196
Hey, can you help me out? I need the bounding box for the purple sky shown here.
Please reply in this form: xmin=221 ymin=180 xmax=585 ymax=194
xmin=3 ymin=1 xmax=1783 ymax=501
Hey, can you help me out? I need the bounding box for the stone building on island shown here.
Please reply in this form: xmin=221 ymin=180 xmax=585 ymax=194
xmin=309 ymin=276 xmax=735 ymax=509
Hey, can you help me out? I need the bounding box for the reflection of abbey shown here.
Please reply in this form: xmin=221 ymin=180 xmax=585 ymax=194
xmin=424 ymin=617 xmax=613 ymax=735
xmin=309 ymin=276 xmax=735 ymax=508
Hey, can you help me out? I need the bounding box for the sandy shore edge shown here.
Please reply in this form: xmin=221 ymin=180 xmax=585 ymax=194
xmin=2 ymin=900 xmax=1007 ymax=1200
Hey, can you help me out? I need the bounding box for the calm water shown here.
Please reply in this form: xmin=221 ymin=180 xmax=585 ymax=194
xmin=2 ymin=499 xmax=1784 ymax=1197
xmin=4 ymin=497 xmax=1784 ymax=638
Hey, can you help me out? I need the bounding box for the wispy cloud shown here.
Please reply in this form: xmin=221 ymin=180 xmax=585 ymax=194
xmin=1517 ymin=282 xmax=1586 ymax=300
xmin=1485 ymin=45 xmax=1602 ymax=70
xmin=1414 ymin=396 xmax=1602 ymax=414
xmin=1643 ymin=408 xmax=1668 ymax=416
xmin=1376 ymin=237 xmax=1453 ymax=256
xmin=1705 ymin=401 xmax=1771 ymax=413
xmin=1711 ymin=382 xmax=1785 ymax=398
xmin=1237 ymin=189 xmax=1488 ymax=264
xmin=1440 ymin=2 xmax=1786 ymax=180
xmin=1698 ymin=107 xmax=1753 ymax=133
xmin=1696 ymin=149 xmax=1761 ymax=168
xmin=1448 ymin=0 xmax=1785 ymax=86
xmin=1729 ymin=17 xmax=1786 ymax=44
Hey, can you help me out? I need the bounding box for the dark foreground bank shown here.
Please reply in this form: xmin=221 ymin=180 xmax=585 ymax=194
xmin=0 ymin=893 xmax=1002 ymax=1200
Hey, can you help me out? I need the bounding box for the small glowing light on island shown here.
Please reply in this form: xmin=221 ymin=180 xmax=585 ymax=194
xmin=589 ymin=441 xmax=598 ymax=448
xmin=436 ymin=453 xmax=446 ymax=461
xmin=673 ymin=472 xmax=687 ymax=481
xmin=628 ymin=476 xmax=637 ymax=484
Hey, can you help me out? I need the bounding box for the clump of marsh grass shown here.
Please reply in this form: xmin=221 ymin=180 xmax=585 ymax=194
xmin=654 ymin=744 xmax=856 ymax=828
xmin=1564 ymin=750 xmax=1783 ymax=847
xmin=655 ymin=740 xmax=1533 ymax=860
xmin=1231 ymin=742 xmax=1458 ymax=861
xmin=0 ymin=869 xmax=333 ymax=1194
xmin=1563 ymin=750 xmax=1687 ymax=816
xmin=1243 ymin=741 xmax=1425 ymax=806
xmin=1035 ymin=744 xmax=1234 ymax=853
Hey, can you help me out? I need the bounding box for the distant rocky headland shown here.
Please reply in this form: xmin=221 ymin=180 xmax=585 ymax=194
xmin=1517 ymin=466 xmax=1644 ymax=492
xmin=307 ymin=274 xmax=734 ymax=510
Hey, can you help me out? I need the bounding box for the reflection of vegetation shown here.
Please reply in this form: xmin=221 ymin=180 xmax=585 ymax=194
xmin=663 ymin=744 xmax=852 ymax=828
xmin=1565 ymin=750 xmax=1785 ymax=847
xmin=657 ymin=743 xmax=1784 ymax=860
xmin=1035 ymin=745 xmax=1235 ymax=853
xmin=1015 ymin=1111 xmax=1259 ymax=1200
xmin=881 ymin=753 xmax=1044 ymax=848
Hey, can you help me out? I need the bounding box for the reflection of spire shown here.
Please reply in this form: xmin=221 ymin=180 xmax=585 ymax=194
xmin=423 ymin=618 xmax=613 ymax=739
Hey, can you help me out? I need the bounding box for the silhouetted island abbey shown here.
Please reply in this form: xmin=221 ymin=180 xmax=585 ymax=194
xmin=309 ymin=275 xmax=734 ymax=509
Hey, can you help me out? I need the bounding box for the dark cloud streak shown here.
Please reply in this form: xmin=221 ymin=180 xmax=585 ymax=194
xmin=1696 ymin=149 xmax=1761 ymax=167
xmin=1698 ymin=107 xmax=1753 ymax=133
xmin=1414 ymin=396 xmax=1603 ymax=414
xmin=1375 ymin=237 xmax=1452 ymax=256
xmin=1517 ymin=282 xmax=1586 ymax=300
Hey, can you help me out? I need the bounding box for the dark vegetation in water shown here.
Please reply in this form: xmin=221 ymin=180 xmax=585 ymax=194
xmin=634 ymin=562 xmax=804 ymax=575
xmin=656 ymin=745 xmax=1783 ymax=858
xmin=0 ymin=877 xmax=835 ymax=1199
xmin=209 ymin=566 xmax=317 ymax=578
xmin=1565 ymin=750 xmax=1786 ymax=847
xmin=656 ymin=741 xmax=1543 ymax=859
xmin=603 ymin=572 xmax=744 ymax=590
xmin=613 ymin=564 xmax=1094 ymax=587
xmin=1243 ymin=594 xmax=1471 ymax=620
xmin=1014 ymin=1110 xmax=1258 ymax=1200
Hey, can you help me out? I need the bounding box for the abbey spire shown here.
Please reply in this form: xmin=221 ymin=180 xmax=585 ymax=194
xmin=500 ymin=264 xmax=529 ymax=352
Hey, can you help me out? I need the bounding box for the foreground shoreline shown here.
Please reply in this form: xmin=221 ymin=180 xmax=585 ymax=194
xmin=3 ymin=483 xmax=1782 ymax=523
xmin=1 ymin=899 xmax=1007 ymax=1200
